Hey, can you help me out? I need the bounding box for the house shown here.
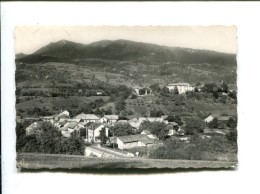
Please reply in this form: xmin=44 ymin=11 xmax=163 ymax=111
xmin=25 ymin=122 xmax=39 ymax=136
xmin=217 ymin=116 xmax=231 ymax=122
xmin=117 ymin=134 xmax=154 ymax=150
xmin=141 ymin=130 xmax=157 ymax=139
xmin=204 ymin=114 xmax=231 ymax=123
xmin=67 ymin=118 xmax=81 ymax=123
xmin=96 ymin=91 xmax=103 ymax=96
xmin=86 ymin=123 xmax=109 ymax=143
xmin=166 ymin=122 xmax=179 ymax=136
xmin=134 ymin=87 xmax=151 ymax=96
xmin=167 ymin=83 xmax=195 ymax=94
xmin=117 ymin=120 xmax=128 ymax=124
xmin=23 ymin=117 xmax=40 ymax=122
xmin=174 ymin=128 xmax=185 ymax=136
xmin=54 ymin=120 xmax=67 ymax=128
xmin=161 ymin=115 xmax=168 ymax=120
xmin=64 ymin=121 xmax=79 ymax=134
xmin=146 ymin=117 xmax=164 ymax=123
xmin=60 ymin=127 xmax=70 ymax=137
xmin=74 ymin=113 xmax=100 ymax=123
xmin=60 ymin=121 xmax=85 ymax=138
xmin=99 ymin=115 xmax=119 ymax=124
xmin=54 ymin=110 xmax=70 ymax=122
xmin=39 ymin=115 xmax=56 ymax=124
xmin=204 ymin=115 xmax=214 ymax=123
xmin=128 ymin=118 xmax=144 ymax=129
xmin=128 ymin=117 xmax=165 ymax=129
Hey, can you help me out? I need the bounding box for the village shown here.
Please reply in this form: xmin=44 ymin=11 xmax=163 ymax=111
xmin=19 ymin=82 xmax=237 ymax=159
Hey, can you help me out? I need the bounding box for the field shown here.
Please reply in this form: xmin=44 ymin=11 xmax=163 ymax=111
xmin=16 ymin=96 xmax=110 ymax=117
xmin=17 ymin=153 xmax=237 ymax=169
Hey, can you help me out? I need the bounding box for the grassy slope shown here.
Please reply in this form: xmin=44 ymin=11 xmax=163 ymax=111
xmin=17 ymin=153 xmax=237 ymax=169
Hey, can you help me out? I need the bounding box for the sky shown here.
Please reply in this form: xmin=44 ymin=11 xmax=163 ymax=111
xmin=15 ymin=26 xmax=237 ymax=54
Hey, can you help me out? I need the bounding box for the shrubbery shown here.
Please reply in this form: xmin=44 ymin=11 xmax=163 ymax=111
xmin=149 ymin=135 xmax=237 ymax=160
xmin=16 ymin=121 xmax=85 ymax=155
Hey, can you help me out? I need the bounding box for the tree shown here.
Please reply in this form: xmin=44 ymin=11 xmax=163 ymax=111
xmin=226 ymin=128 xmax=237 ymax=143
xmin=222 ymin=82 xmax=229 ymax=93
xmin=110 ymin=123 xmax=134 ymax=136
xmin=94 ymin=108 xmax=104 ymax=117
xmin=184 ymin=118 xmax=205 ymax=135
xmin=160 ymin=86 xmax=169 ymax=96
xmin=77 ymin=103 xmax=93 ymax=114
xmin=229 ymin=90 xmax=237 ymax=100
xmin=227 ymin=117 xmax=237 ymax=129
xmin=212 ymin=90 xmax=219 ymax=99
xmin=16 ymin=121 xmax=85 ymax=155
xmin=166 ymin=115 xmax=183 ymax=126
xmin=99 ymin=127 xmax=108 ymax=145
xmin=139 ymin=121 xmax=152 ymax=131
xmin=150 ymin=109 xmax=164 ymax=117
xmin=140 ymin=121 xmax=168 ymax=140
xmin=139 ymin=88 xmax=146 ymax=95
xmin=79 ymin=128 xmax=87 ymax=138
xmin=208 ymin=118 xmax=219 ymax=129
xmin=94 ymin=98 xmax=104 ymax=108
xmin=150 ymin=83 xmax=161 ymax=93
xmin=115 ymin=98 xmax=126 ymax=113
xmin=173 ymin=86 xmax=179 ymax=95
xmin=105 ymin=74 xmax=110 ymax=83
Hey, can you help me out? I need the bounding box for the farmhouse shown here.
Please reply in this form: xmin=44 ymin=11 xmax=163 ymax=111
xmin=67 ymin=122 xmax=85 ymax=133
xmin=204 ymin=115 xmax=214 ymax=123
xmin=146 ymin=117 xmax=164 ymax=123
xmin=39 ymin=115 xmax=56 ymax=124
xmin=74 ymin=113 xmax=100 ymax=123
xmin=54 ymin=110 xmax=70 ymax=122
xmin=141 ymin=130 xmax=157 ymax=139
xmin=128 ymin=118 xmax=143 ymax=129
xmin=204 ymin=114 xmax=232 ymax=123
xmin=117 ymin=134 xmax=154 ymax=150
xmin=100 ymin=115 xmax=119 ymax=124
xmin=128 ymin=117 xmax=165 ymax=129
xmin=167 ymin=83 xmax=195 ymax=94
xmin=134 ymin=87 xmax=151 ymax=96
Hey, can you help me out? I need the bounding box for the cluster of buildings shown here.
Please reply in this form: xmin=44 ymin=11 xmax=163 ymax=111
xmin=24 ymin=110 xmax=184 ymax=150
xmin=23 ymin=110 xmax=235 ymax=153
xmin=133 ymin=83 xmax=195 ymax=96
xmin=166 ymin=83 xmax=195 ymax=94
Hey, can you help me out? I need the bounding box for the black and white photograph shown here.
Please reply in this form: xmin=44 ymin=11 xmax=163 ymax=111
xmin=15 ymin=26 xmax=238 ymax=169
xmin=3 ymin=2 xmax=260 ymax=194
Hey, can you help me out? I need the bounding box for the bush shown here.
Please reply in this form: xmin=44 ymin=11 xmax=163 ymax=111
xmin=16 ymin=121 xmax=85 ymax=155
xmin=149 ymin=135 xmax=237 ymax=160
xmin=184 ymin=117 xmax=205 ymax=135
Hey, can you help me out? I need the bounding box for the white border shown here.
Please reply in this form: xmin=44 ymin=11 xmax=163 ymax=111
xmin=2 ymin=2 xmax=260 ymax=194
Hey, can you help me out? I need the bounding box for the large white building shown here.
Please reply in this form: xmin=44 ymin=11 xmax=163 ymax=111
xmin=117 ymin=134 xmax=154 ymax=150
xmin=167 ymin=83 xmax=195 ymax=94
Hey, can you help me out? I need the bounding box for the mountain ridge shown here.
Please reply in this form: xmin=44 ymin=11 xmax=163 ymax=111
xmin=17 ymin=39 xmax=237 ymax=66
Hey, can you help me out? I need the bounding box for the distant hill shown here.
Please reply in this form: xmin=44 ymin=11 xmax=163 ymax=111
xmin=16 ymin=39 xmax=237 ymax=66
xmin=15 ymin=53 xmax=27 ymax=59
